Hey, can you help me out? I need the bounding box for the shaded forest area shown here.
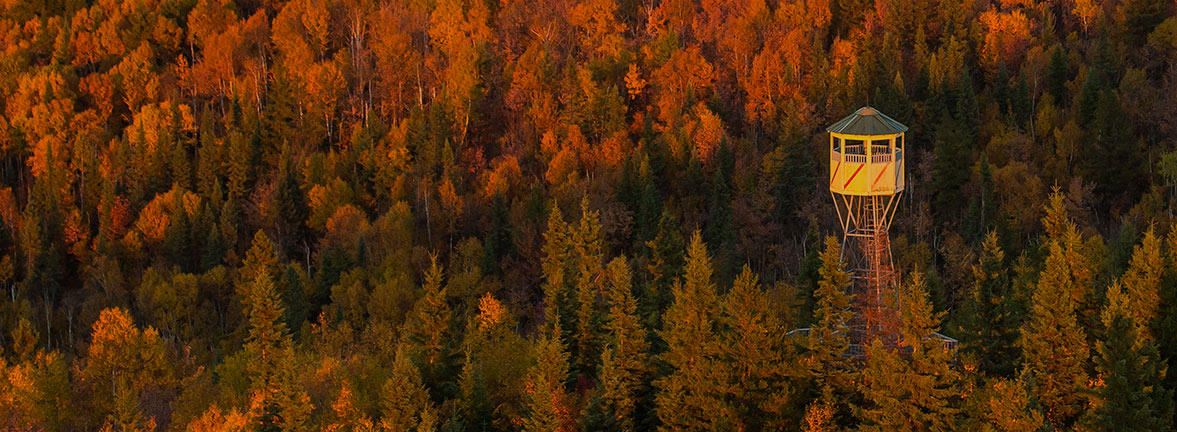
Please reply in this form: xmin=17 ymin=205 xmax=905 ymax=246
xmin=2 ymin=0 xmax=1177 ymax=430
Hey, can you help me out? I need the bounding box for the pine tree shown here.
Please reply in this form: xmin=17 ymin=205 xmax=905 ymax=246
xmin=242 ymin=270 xmax=310 ymax=431
xmin=1121 ymin=226 xmax=1164 ymax=340
xmin=654 ymin=232 xmax=733 ymax=431
xmin=858 ymin=273 xmax=962 ymax=431
xmin=719 ymin=265 xmax=792 ymax=431
xmin=1084 ymin=282 xmax=1174 ymax=431
xmin=572 ymin=199 xmax=605 ymax=375
xmin=401 ymin=257 xmax=454 ymax=391
xmin=593 ymin=257 xmax=649 ymax=431
xmin=643 ymin=210 xmax=685 ymax=330
xmin=482 ymin=194 xmax=514 ymax=276
xmin=931 ymin=112 xmax=971 ymax=227
xmin=961 ymin=231 xmax=1020 ymax=376
xmin=1124 ymin=0 xmax=1168 ymax=47
xmin=1047 ymin=46 xmax=1070 ymax=105
xmin=521 ymin=325 xmax=574 ymax=432
xmin=541 ymin=201 xmax=570 ymax=329
xmin=1021 ymin=230 xmax=1091 ymax=428
xmin=381 ymin=346 xmax=435 ymax=431
xmin=273 ymin=143 xmax=308 ymax=259
xmin=807 ymin=237 xmax=854 ymax=388
xmin=974 ymin=375 xmax=1045 ymax=432
xmin=706 ymin=162 xmax=735 ymax=284
xmin=993 ymin=63 xmax=1011 ymax=115
xmin=1157 ymin=224 xmax=1177 ymax=395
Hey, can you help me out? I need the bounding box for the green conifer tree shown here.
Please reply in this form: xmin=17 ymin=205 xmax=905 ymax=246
xmin=1121 ymin=226 xmax=1164 ymax=339
xmin=1047 ymin=46 xmax=1070 ymax=105
xmin=541 ymin=201 xmax=570 ymax=330
xmin=521 ymin=325 xmax=574 ymax=432
xmin=401 ymin=257 xmax=454 ymax=392
xmin=593 ymin=257 xmax=649 ymax=431
xmin=654 ymin=232 xmax=733 ymax=431
xmin=1021 ymin=233 xmax=1091 ymax=428
xmin=572 ymin=199 xmax=605 ymax=375
xmin=242 ymin=270 xmax=309 ymax=431
xmin=642 ymin=210 xmax=685 ymax=331
xmin=931 ymin=111 xmax=972 ymax=227
xmin=961 ymin=231 xmax=1020 ymax=376
xmin=382 ymin=345 xmax=436 ymax=431
xmin=1084 ymin=282 xmax=1174 ymax=431
xmin=858 ymin=273 xmax=962 ymax=431
xmin=807 ymin=237 xmax=854 ymax=389
xmin=720 ymin=265 xmax=792 ymax=431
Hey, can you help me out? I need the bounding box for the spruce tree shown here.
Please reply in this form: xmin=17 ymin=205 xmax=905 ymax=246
xmin=642 ymin=210 xmax=685 ymax=332
xmin=541 ymin=201 xmax=570 ymax=330
xmin=858 ymin=273 xmax=962 ymax=431
xmin=1121 ymin=226 xmax=1164 ymax=340
xmin=1011 ymin=72 xmax=1031 ymax=125
xmin=401 ymin=257 xmax=454 ymax=393
xmin=273 ymin=143 xmax=307 ymax=259
xmin=1021 ymin=235 xmax=1091 ymax=428
xmin=1091 ymin=90 xmax=1142 ymax=201
xmin=993 ymin=63 xmax=1011 ymax=115
xmin=242 ymin=270 xmax=310 ymax=431
xmin=634 ymin=155 xmax=662 ymax=245
xmin=244 ymin=271 xmax=290 ymax=394
xmin=572 ymin=199 xmax=605 ymax=376
xmin=482 ymin=194 xmax=514 ymax=276
xmin=593 ymin=257 xmax=649 ymax=431
xmin=1047 ymin=46 xmax=1070 ymax=105
xmin=382 ymin=346 xmax=435 ymax=431
xmin=953 ymin=71 xmax=980 ymax=144
xmin=1157 ymin=224 xmax=1177 ymax=395
xmin=807 ymin=237 xmax=854 ymax=387
xmin=521 ymin=325 xmax=574 ymax=432
xmin=1124 ymin=0 xmax=1167 ymax=47
xmin=772 ymin=136 xmax=817 ymax=229
xmin=719 ymin=265 xmax=792 ymax=431
xmin=654 ymin=232 xmax=733 ymax=431
xmin=961 ymin=231 xmax=1019 ymax=376
xmin=931 ymin=112 xmax=971 ymax=227
xmin=241 ymin=230 xmax=280 ymax=293
xmin=1084 ymin=282 xmax=1174 ymax=431
xmin=706 ymin=162 xmax=735 ymax=285
xmin=973 ymin=375 xmax=1045 ymax=432
xmin=457 ymin=350 xmax=494 ymax=432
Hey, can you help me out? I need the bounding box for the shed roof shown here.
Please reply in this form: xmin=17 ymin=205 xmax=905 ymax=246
xmin=826 ymin=106 xmax=909 ymax=135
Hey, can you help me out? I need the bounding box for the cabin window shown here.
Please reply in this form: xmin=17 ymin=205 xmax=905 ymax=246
xmin=833 ymin=137 xmax=842 ymax=153
xmin=897 ymin=134 xmax=904 ymax=150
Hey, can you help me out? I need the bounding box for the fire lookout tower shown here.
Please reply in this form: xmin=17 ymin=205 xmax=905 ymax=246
xmin=827 ymin=107 xmax=956 ymax=353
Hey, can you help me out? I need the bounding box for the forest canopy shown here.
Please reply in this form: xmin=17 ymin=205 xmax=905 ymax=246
xmin=2 ymin=0 xmax=1177 ymax=430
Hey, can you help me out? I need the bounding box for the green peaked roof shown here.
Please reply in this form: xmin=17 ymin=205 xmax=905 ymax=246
xmin=826 ymin=106 xmax=908 ymax=135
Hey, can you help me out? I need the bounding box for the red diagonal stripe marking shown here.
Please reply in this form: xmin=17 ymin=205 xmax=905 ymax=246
xmin=843 ymin=164 xmax=864 ymax=189
xmin=830 ymin=161 xmax=841 ymax=187
xmin=872 ymin=161 xmax=892 ymax=188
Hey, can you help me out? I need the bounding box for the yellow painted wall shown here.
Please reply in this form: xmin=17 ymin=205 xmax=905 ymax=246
xmin=829 ymin=133 xmax=904 ymax=196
